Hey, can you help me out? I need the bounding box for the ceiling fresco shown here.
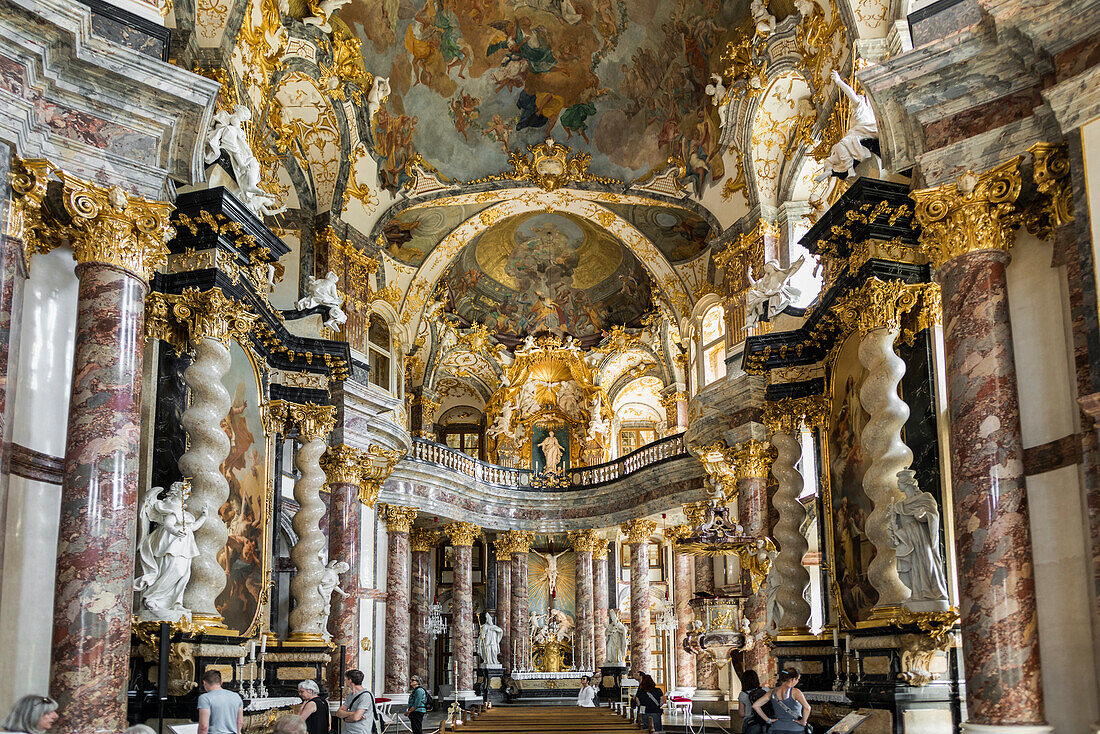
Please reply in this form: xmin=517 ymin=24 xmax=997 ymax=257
xmin=441 ymin=211 xmax=653 ymax=337
xmin=599 ymin=202 xmax=715 ymax=262
xmin=340 ymin=0 xmax=749 ymax=192
xmin=380 ymin=201 xmax=492 ymax=265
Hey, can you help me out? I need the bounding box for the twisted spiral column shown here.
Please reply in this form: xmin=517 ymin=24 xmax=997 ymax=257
xmin=289 ymin=434 xmax=330 ymax=639
xmin=770 ymin=429 xmax=811 ymax=632
xmin=180 ymin=337 xmax=232 ymax=625
xmin=858 ymin=324 xmax=914 ymax=609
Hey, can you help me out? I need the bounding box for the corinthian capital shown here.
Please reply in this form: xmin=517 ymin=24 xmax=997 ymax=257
xmin=620 ymin=518 xmax=657 ymax=545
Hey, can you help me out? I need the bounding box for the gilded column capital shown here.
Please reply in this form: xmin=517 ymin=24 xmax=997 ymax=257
xmin=409 ymin=528 xmax=441 ymax=552
xmin=445 ymin=521 xmax=481 ymax=547
xmin=591 ymin=539 xmax=609 ymax=560
xmin=912 ymin=157 xmax=1023 ymax=269
xmin=662 ymin=525 xmax=691 ymax=544
xmin=358 ymin=444 xmax=405 ymax=508
xmin=56 ymin=169 xmax=173 ymax=282
xmin=568 ymin=529 xmax=604 ymax=554
xmin=1025 ymin=142 xmax=1073 ymax=240
xmin=691 ymin=442 xmax=738 ymax=499
xmin=498 ymin=529 xmax=534 ymax=555
xmin=682 ymin=501 xmax=708 ymax=528
xmin=321 ymin=445 xmax=365 ymax=486
xmin=266 ymin=400 xmax=337 ymax=442
xmin=835 ymin=277 xmax=941 ymax=339
xmin=381 ymin=504 xmax=418 ymax=533
xmin=732 ymin=439 xmax=775 ymax=482
xmin=763 ymin=394 xmax=830 ymax=435
xmin=620 ymin=518 xmax=657 ymax=545
xmin=173 ymin=287 xmax=258 ymax=347
xmin=8 ymin=158 xmax=55 ymax=263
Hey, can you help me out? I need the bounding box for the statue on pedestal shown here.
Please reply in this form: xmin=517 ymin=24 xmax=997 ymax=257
xmin=297 ymin=271 xmax=347 ymax=330
xmin=539 ymin=433 xmax=565 ymax=472
xmin=477 ymin=613 xmax=504 ymax=667
xmin=204 ymin=105 xmax=287 ymax=218
xmin=888 ymin=470 xmax=950 ymax=611
xmin=134 ymin=482 xmax=208 ymax=622
xmin=605 ymin=612 xmax=628 ymax=666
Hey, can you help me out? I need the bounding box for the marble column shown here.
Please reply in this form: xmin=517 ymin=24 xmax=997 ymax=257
xmin=734 ymin=439 xmax=776 ymax=679
xmin=382 ymin=505 xmax=418 ymax=695
xmin=621 ymin=519 xmax=656 ymax=675
xmin=766 ymin=416 xmax=814 ymax=632
xmin=47 ymin=177 xmax=172 ymax=733
xmin=321 ymin=445 xmax=366 ymax=690
xmin=694 ymin=556 xmax=719 ymax=693
xmin=409 ymin=528 xmax=439 ymax=685
xmin=283 ymin=404 xmax=338 ymax=641
xmin=666 ymin=527 xmax=696 ymax=690
xmin=913 ymin=159 xmax=1048 ymax=731
xmin=446 ymin=522 xmax=480 ymax=695
xmin=492 ymin=536 xmax=512 ymax=671
xmin=505 ymin=530 xmax=534 ymax=669
xmin=592 ymin=541 xmax=609 ymax=671
xmin=569 ymin=529 xmax=599 ymax=671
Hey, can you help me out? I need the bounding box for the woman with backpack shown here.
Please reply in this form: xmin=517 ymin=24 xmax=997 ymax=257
xmin=751 ymin=668 xmax=811 ymax=733
xmin=632 ymin=674 xmax=665 ymax=732
xmin=738 ymin=670 xmax=770 ymax=734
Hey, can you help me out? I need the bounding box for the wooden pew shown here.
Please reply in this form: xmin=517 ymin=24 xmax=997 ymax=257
xmin=439 ymin=704 xmax=650 ymax=733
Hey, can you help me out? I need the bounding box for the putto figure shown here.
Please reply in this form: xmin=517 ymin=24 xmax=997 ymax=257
xmin=297 ymin=271 xmax=347 ymax=330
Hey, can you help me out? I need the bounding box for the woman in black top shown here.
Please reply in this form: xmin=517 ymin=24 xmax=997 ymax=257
xmin=297 ymin=680 xmax=330 ymax=734
xmin=633 ymin=674 xmax=665 ymax=732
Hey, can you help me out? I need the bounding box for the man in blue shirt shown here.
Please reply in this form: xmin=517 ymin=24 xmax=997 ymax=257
xmin=406 ymin=675 xmax=428 ymax=734
xmin=197 ymin=670 xmax=244 ymax=734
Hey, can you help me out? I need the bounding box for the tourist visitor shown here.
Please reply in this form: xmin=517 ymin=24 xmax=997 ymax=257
xmin=738 ymin=670 xmax=770 ymax=734
xmin=633 ymin=674 xmax=665 ymax=732
xmin=0 ymin=695 xmax=59 ymax=733
xmin=334 ymin=669 xmax=373 ymax=733
xmin=751 ymin=668 xmax=810 ymax=733
xmin=407 ymin=675 xmax=428 ymax=734
xmin=296 ymin=680 xmax=329 ymax=734
xmin=272 ymin=715 xmax=307 ymax=734
xmin=577 ymin=675 xmax=598 ymax=707
xmin=197 ymin=670 xmax=244 ymax=734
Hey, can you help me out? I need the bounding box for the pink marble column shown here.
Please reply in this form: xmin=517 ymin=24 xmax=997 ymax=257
xmin=50 ymin=262 xmax=149 ymax=733
xmin=493 ymin=546 xmax=511 ymax=671
xmin=446 ymin=522 xmax=480 ymax=693
xmin=621 ymin=519 xmax=656 ymax=675
xmin=570 ymin=530 xmax=596 ymax=671
xmin=382 ymin=505 xmax=417 ymax=695
xmin=322 ymin=447 xmax=364 ymax=691
xmin=593 ymin=543 xmax=609 ymax=671
xmin=673 ymin=548 xmax=696 ymax=689
xmin=409 ymin=528 xmax=439 ymax=684
xmin=735 ymin=439 xmax=775 ymax=680
xmin=694 ymin=556 xmax=719 ymax=691
xmin=937 ymin=248 xmax=1045 ymax=727
xmin=510 ymin=538 xmax=533 ymax=668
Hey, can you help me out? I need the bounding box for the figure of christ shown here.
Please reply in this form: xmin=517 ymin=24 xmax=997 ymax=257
xmin=539 ymin=432 xmax=565 ymax=472
xmin=534 ymin=548 xmax=569 ymax=597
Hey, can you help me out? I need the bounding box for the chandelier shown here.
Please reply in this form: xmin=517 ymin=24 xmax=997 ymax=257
xmin=427 ymin=600 xmax=447 ymax=637
xmin=654 ymin=603 xmax=678 ymax=633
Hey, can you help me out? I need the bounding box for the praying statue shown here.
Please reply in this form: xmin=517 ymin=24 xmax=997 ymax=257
xmin=605 ymin=611 xmax=628 ymax=666
xmin=318 ymin=559 xmax=351 ymax=636
xmin=888 ymin=469 xmax=950 ymax=611
xmin=477 ymin=613 xmax=504 ymax=667
xmin=535 ymin=548 xmax=569 ymax=596
xmin=815 ymin=70 xmax=880 ymax=180
xmin=134 ymin=482 xmax=208 ymax=622
xmin=297 ymin=271 xmax=347 ymax=330
xmin=539 ymin=432 xmax=565 ymax=472
xmin=744 ymin=256 xmax=806 ymax=329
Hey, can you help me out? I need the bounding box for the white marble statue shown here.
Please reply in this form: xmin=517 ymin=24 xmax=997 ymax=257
xmin=477 ymin=613 xmax=504 ymax=667
xmin=303 ymin=0 xmax=352 ymax=34
xmin=539 ymin=432 xmax=565 ymax=472
xmin=744 ymin=256 xmax=806 ymax=329
xmin=535 ymin=548 xmax=569 ymax=596
xmin=318 ymin=559 xmax=351 ymax=632
xmin=134 ymin=482 xmax=208 ymax=622
xmin=488 ymin=400 xmax=516 ymax=441
xmin=205 ymin=105 xmax=287 ymax=218
xmin=605 ymin=612 xmax=628 ymax=666
xmin=763 ymin=570 xmax=783 ymax=636
xmin=366 ymin=76 xmax=391 ymax=122
xmin=586 ymin=401 xmax=611 ymax=444
xmin=815 ymin=70 xmax=880 ymax=180
xmin=795 ymin=0 xmax=817 ymax=16
xmin=547 ymin=608 xmax=574 ymax=642
xmin=705 ymin=74 xmax=733 ymax=135
xmin=556 ymin=380 xmax=584 ymax=421
xmin=297 ymin=270 xmax=347 ymax=330
xmin=751 ymin=0 xmax=776 ymax=35
xmin=518 ymin=380 xmax=542 ymax=416
xmin=888 ymin=469 xmax=950 ymax=611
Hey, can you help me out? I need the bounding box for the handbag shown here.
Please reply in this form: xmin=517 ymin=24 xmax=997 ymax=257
xmin=366 ymin=690 xmax=386 ymax=732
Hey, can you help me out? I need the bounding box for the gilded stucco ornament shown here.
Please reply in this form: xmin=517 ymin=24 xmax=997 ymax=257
xmin=320 ymin=444 xmax=364 ymax=487
xmin=762 ymin=394 xmax=830 ymax=435
xmin=732 ymin=439 xmax=775 ymax=482
xmin=444 ymin=521 xmax=481 ymax=547
xmin=266 ymin=400 xmax=337 ymax=442
xmin=358 ymin=444 xmax=406 ymax=507
xmin=1025 ymin=142 xmax=1074 ymax=240
xmin=620 ymin=518 xmax=658 ymax=545
xmin=495 ymin=529 xmax=534 ymax=555
xmin=735 ymin=537 xmax=778 ymax=594
xmin=380 ymin=504 xmax=419 ymax=533
xmin=691 ymin=442 xmax=739 ymax=500
xmin=832 ymin=277 xmax=940 ymax=341
xmin=568 ymin=528 xmax=604 ymax=553
xmin=409 ymin=528 xmax=441 ymax=552
xmin=474 ymin=137 xmax=623 ymax=191
xmin=911 ymin=157 xmax=1023 ymax=269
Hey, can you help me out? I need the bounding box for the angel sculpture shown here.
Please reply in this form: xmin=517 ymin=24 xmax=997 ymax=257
xmin=535 ymin=548 xmax=569 ymax=595
xmin=487 ymin=400 xmax=516 ymax=441
xmin=815 ymin=70 xmax=880 ymax=180
xmin=556 ymin=380 xmax=584 ymax=421
xmin=751 ymin=0 xmax=776 ymax=35
xmin=303 ymin=0 xmax=352 ymax=34
xmin=134 ymin=482 xmax=208 ymax=622
xmin=318 ymin=559 xmax=351 ymax=630
xmin=705 ymin=74 xmax=733 ymax=135
xmin=744 ymin=256 xmax=806 ymax=329
xmin=297 ymin=271 xmax=347 ymax=330
xmin=366 ymin=76 xmax=391 ymax=123
xmin=205 ymin=105 xmax=287 ymax=218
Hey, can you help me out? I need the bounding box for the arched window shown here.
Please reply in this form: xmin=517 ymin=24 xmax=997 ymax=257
xmin=368 ymin=313 xmax=392 ymax=392
xmin=700 ymin=304 xmax=727 ymax=387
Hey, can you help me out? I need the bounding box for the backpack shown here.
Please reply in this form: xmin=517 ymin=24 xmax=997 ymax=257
xmin=745 ymin=687 xmax=773 ymax=721
xmin=423 ymin=689 xmax=436 ymax=712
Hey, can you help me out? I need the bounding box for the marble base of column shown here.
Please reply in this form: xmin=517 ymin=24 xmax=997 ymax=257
xmin=961 ymin=725 xmax=1053 ymax=734
xmin=50 ymin=263 xmax=147 ymax=733
xmin=326 ymin=481 xmax=361 ymax=691
xmin=384 ymin=529 xmax=411 ymax=696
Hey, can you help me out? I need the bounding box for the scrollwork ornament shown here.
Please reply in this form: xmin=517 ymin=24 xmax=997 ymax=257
xmin=173 ymin=287 xmax=258 ymax=347
xmin=568 ymin=528 xmax=604 ymax=553
xmin=762 ymin=394 xmax=830 ymax=434
xmin=1025 ymin=142 xmax=1074 ymax=240
xmin=359 ymin=444 xmax=405 ymax=507
xmin=732 ymin=438 xmax=774 ymax=482
xmin=409 ymin=528 xmax=441 ymax=552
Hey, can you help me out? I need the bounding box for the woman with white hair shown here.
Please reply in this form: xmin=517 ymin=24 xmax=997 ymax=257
xmin=297 ymin=680 xmax=330 ymax=734
xmin=0 ymin=695 xmax=59 ymax=733
xmin=273 ymin=715 xmax=307 ymax=734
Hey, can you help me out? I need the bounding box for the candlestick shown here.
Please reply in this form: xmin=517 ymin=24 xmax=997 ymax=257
xmin=249 ymin=640 xmax=256 ymax=661
xmin=832 ymin=629 xmax=839 ymax=647
xmin=260 ymin=634 xmax=267 ymax=657
xmin=845 ymin=634 xmax=851 ymax=654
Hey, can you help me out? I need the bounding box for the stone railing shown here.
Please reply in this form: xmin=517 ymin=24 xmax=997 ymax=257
xmin=408 ymin=432 xmax=687 ymax=490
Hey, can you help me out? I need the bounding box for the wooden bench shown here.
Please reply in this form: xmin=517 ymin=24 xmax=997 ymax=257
xmin=440 ymin=704 xmax=656 ymax=733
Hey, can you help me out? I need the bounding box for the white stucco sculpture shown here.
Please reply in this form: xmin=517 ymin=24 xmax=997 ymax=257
xmin=586 ymin=400 xmax=612 ymax=444
xmin=477 ymin=613 xmax=504 ymax=667
xmin=539 ymin=432 xmax=565 ymax=472
xmin=744 ymin=255 xmax=806 ymax=329
xmin=705 ymin=73 xmax=733 ymax=135
xmin=888 ymin=469 xmax=950 ymax=611
xmin=318 ymin=559 xmax=351 ymax=635
xmin=303 ymin=0 xmax=352 ymax=34
xmin=297 ymin=271 xmax=347 ymax=330
xmin=605 ymin=611 xmax=628 ymax=666
xmin=751 ymin=0 xmax=776 ymax=35
xmin=763 ymin=571 xmax=783 ymax=636
xmin=815 ymin=70 xmax=880 ymax=180
xmin=134 ymin=482 xmax=208 ymax=622
xmin=556 ymin=380 xmax=584 ymax=421
xmin=366 ymin=76 xmax=391 ymax=122
xmin=205 ymin=105 xmax=287 ymax=218
xmin=488 ymin=400 xmax=516 ymax=441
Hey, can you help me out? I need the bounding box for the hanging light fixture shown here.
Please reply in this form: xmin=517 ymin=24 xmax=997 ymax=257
xmin=427 ymin=597 xmax=448 ymax=637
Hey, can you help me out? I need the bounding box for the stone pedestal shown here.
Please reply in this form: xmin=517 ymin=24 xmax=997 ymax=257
xmin=620 ymin=519 xmax=657 ymax=675
xmin=475 ymin=666 xmax=506 ymax=704
xmin=382 ymin=505 xmax=418 ymax=695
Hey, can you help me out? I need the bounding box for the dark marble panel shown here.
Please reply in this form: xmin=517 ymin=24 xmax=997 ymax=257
xmin=1022 ymin=433 xmax=1083 ymax=475
xmin=922 ymin=86 xmax=1044 ymax=151
xmin=77 ymin=0 xmax=170 ymax=61
xmin=151 ymin=344 xmax=189 ymax=491
xmin=907 ymin=0 xmax=982 ymax=48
